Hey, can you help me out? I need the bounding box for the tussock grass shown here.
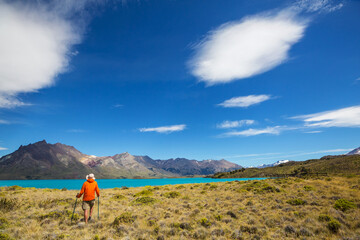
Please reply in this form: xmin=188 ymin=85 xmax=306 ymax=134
xmin=0 ymin=177 xmax=359 ymax=239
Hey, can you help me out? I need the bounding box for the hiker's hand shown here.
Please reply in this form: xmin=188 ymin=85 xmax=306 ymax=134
xmin=76 ymin=193 xmax=81 ymax=198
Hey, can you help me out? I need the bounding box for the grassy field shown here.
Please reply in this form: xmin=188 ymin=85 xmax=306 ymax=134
xmin=1 ymin=176 xmax=360 ymax=239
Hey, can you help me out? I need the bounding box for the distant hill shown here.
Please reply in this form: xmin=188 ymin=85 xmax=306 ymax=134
xmin=0 ymin=140 xmax=242 ymax=179
xmin=211 ymin=153 xmax=360 ymax=178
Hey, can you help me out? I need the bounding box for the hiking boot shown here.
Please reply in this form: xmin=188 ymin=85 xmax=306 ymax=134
xmin=88 ymin=216 xmax=92 ymax=221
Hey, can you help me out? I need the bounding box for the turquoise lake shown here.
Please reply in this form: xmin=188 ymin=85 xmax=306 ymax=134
xmin=0 ymin=177 xmax=266 ymax=190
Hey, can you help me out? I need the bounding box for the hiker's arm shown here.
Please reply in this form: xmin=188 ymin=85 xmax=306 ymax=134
xmin=77 ymin=183 xmax=85 ymax=198
xmin=96 ymin=184 xmax=100 ymax=197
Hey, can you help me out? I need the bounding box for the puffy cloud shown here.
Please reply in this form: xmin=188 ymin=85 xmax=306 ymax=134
xmin=293 ymin=106 xmax=360 ymax=128
xmin=189 ymin=9 xmax=307 ymax=85
xmin=223 ymin=126 xmax=282 ymax=137
xmin=218 ymin=94 xmax=272 ymax=108
xmin=0 ymin=1 xmax=94 ymax=108
xmin=139 ymin=124 xmax=186 ymax=134
xmin=217 ymin=120 xmax=255 ymax=129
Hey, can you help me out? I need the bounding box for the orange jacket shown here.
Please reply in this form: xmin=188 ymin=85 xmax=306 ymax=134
xmin=77 ymin=179 xmax=100 ymax=201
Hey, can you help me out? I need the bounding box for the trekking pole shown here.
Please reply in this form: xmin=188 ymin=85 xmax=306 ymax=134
xmin=71 ymin=198 xmax=78 ymax=223
xmin=97 ymin=196 xmax=100 ymax=220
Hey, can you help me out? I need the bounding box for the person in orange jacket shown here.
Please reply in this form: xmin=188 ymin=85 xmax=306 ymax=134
xmin=76 ymin=173 xmax=100 ymax=224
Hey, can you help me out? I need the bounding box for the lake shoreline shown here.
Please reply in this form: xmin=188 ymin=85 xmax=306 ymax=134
xmin=0 ymin=177 xmax=267 ymax=190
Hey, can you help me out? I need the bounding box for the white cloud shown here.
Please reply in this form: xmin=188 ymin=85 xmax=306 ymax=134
xmin=189 ymin=9 xmax=307 ymax=85
xmin=67 ymin=129 xmax=87 ymax=133
xmin=0 ymin=1 xmax=92 ymax=108
xmin=224 ymin=148 xmax=352 ymax=162
xmin=0 ymin=119 xmax=10 ymax=124
xmin=305 ymin=130 xmax=322 ymax=134
xmin=295 ymin=0 xmax=344 ymax=13
xmin=0 ymin=146 xmax=8 ymax=151
xmin=113 ymin=104 xmax=124 ymax=108
xmin=139 ymin=124 xmax=186 ymax=134
xmin=218 ymin=95 xmax=272 ymax=108
xmin=293 ymin=106 xmax=360 ymax=128
xmin=223 ymin=126 xmax=282 ymax=137
xmin=217 ymin=120 xmax=255 ymax=129
xmin=0 ymin=94 xmax=32 ymax=109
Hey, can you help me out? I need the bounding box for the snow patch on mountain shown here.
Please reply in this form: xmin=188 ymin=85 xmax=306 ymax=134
xmin=257 ymin=160 xmax=290 ymax=168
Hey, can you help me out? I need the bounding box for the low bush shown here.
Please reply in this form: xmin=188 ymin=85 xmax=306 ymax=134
xmin=112 ymin=194 xmax=125 ymax=200
xmin=286 ymin=199 xmax=306 ymax=206
xmin=0 ymin=217 xmax=9 ymax=229
xmin=303 ymin=185 xmax=314 ymax=191
xmin=134 ymin=189 xmax=153 ymax=197
xmin=199 ymin=218 xmax=211 ymax=228
xmin=334 ymin=199 xmax=356 ymax=212
xmin=318 ymin=214 xmax=332 ymax=222
xmin=226 ymin=211 xmax=237 ymax=219
xmin=0 ymin=198 xmax=18 ymax=212
xmin=0 ymin=233 xmax=14 ymax=240
xmin=327 ymin=219 xmax=341 ymax=233
xmin=133 ymin=196 xmax=157 ymax=205
xmin=113 ymin=212 xmax=135 ymax=225
xmin=163 ymin=191 xmax=181 ymax=198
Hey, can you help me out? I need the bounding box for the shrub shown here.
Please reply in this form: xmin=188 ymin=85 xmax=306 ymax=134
xmin=112 ymin=194 xmax=125 ymax=200
xmin=176 ymin=185 xmax=185 ymax=189
xmin=179 ymin=222 xmax=192 ymax=230
xmin=226 ymin=211 xmax=237 ymax=219
xmin=121 ymin=186 xmax=129 ymax=190
xmin=163 ymin=191 xmax=181 ymax=198
xmin=327 ymin=219 xmax=341 ymax=233
xmin=6 ymin=186 xmax=24 ymax=191
xmin=284 ymin=225 xmax=296 ymax=234
xmin=318 ymin=214 xmax=332 ymax=222
xmin=39 ymin=211 xmax=63 ymax=220
xmin=334 ymin=199 xmax=356 ymax=212
xmin=113 ymin=212 xmax=135 ymax=225
xmin=240 ymin=225 xmax=257 ymax=234
xmin=304 ymin=185 xmax=314 ymax=191
xmin=199 ymin=218 xmax=211 ymax=228
xmin=0 ymin=198 xmax=18 ymax=212
xmin=133 ymin=197 xmax=157 ymax=205
xmin=286 ymin=199 xmax=306 ymax=206
xmin=209 ymin=184 xmax=217 ymax=189
xmin=214 ymin=214 xmax=223 ymax=221
xmin=0 ymin=233 xmax=14 ymax=240
xmin=134 ymin=189 xmax=153 ymax=197
xmin=0 ymin=217 xmax=9 ymax=229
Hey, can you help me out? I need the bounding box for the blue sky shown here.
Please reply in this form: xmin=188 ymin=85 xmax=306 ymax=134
xmin=0 ymin=0 xmax=359 ymax=167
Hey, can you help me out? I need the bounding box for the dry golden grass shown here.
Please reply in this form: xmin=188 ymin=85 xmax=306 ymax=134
xmin=0 ymin=176 xmax=360 ymax=240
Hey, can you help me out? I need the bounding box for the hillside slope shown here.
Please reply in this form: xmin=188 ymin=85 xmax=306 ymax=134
xmin=212 ymin=155 xmax=360 ymax=178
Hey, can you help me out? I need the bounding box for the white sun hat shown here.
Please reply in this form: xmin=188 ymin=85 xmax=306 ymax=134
xmin=86 ymin=173 xmax=95 ymax=180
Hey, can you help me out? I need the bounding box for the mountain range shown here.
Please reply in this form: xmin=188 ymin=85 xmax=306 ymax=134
xmin=0 ymin=140 xmax=242 ymax=180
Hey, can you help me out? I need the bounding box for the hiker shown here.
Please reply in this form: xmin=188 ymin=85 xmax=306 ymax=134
xmin=76 ymin=173 xmax=100 ymax=224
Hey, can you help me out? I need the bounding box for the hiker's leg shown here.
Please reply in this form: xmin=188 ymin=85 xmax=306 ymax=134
xmin=89 ymin=206 xmax=94 ymax=218
xmin=84 ymin=209 xmax=89 ymax=224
